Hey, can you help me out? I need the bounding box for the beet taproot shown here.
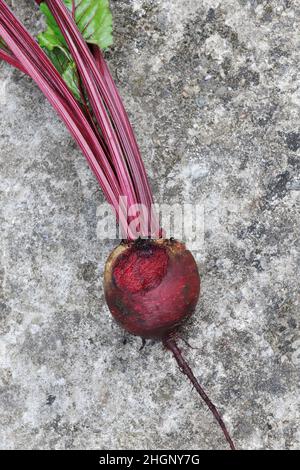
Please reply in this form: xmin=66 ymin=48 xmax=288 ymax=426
xmin=104 ymin=238 xmax=200 ymax=339
xmin=104 ymin=238 xmax=235 ymax=450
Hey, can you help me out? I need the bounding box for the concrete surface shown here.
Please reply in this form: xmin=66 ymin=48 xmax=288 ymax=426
xmin=0 ymin=0 xmax=299 ymax=450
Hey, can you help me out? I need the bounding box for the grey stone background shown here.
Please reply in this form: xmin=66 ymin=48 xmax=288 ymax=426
xmin=0 ymin=0 xmax=299 ymax=450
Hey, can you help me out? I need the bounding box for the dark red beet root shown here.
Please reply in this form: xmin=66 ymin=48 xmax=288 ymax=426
xmin=104 ymin=238 xmax=200 ymax=339
xmin=104 ymin=238 xmax=235 ymax=450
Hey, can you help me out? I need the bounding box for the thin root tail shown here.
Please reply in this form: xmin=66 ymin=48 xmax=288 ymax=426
xmin=163 ymin=337 xmax=236 ymax=451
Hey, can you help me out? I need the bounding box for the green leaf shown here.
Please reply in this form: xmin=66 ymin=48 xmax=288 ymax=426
xmin=44 ymin=48 xmax=82 ymax=101
xmin=38 ymin=0 xmax=113 ymax=51
xmin=0 ymin=37 xmax=8 ymax=51
xmin=37 ymin=3 xmax=68 ymax=51
xmin=73 ymin=0 xmax=113 ymax=50
xmin=37 ymin=1 xmax=113 ymax=101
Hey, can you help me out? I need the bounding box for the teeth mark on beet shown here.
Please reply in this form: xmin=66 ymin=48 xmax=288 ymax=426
xmin=113 ymin=242 xmax=169 ymax=294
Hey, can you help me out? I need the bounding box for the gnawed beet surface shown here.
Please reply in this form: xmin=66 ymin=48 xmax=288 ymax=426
xmin=113 ymin=243 xmax=169 ymax=293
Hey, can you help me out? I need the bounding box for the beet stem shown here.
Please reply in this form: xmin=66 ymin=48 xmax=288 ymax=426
xmin=163 ymin=337 xmax=236 ymax=450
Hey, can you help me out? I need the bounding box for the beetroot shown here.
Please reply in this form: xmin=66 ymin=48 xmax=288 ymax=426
xmin=105 ymin=238 xmax=235 ymax=450
xmin=104 ymin=239 xmax=200 ymax=339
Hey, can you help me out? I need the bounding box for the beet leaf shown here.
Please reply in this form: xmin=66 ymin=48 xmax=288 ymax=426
xmin=46 ymin=48 xmax=81 ymax=101
xmin=38 ymin=1 xmax=113 ymax=51
xmin=0 ymin=0 xmax=156 ymax=238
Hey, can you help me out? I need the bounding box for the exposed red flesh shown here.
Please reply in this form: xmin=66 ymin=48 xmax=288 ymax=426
xmin=113 ymin=244 xmax=169 ymax=294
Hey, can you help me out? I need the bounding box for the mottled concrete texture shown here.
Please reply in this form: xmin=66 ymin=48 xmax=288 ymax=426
xmin=0 ymin=0 xmax=299 ymax=450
